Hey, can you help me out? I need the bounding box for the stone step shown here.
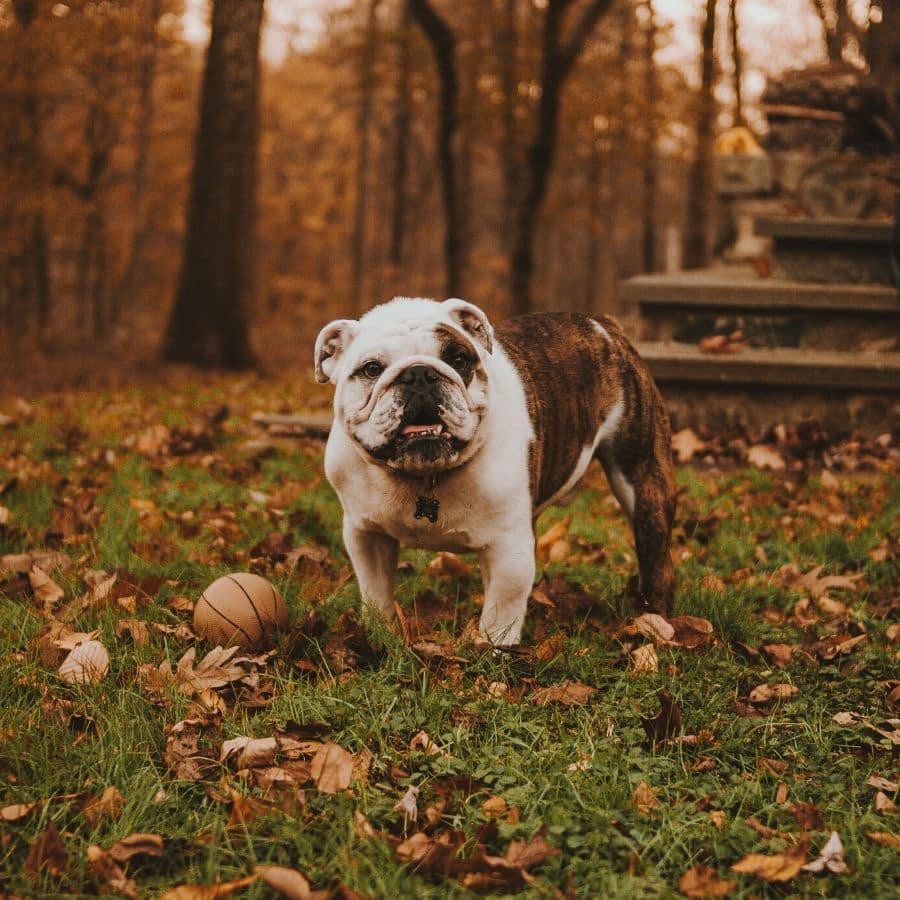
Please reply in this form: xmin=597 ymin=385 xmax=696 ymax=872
xmin=637 ymin=341 xmax=900 ymax=434
xmin=623 ymin=268 xmax=899 ymax=351
xmin=754 ymin=215 xmax=895 ymax=285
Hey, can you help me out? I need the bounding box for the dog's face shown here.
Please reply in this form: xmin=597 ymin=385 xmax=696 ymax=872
xmin=315 ymin=298 xmax=493 ymax=475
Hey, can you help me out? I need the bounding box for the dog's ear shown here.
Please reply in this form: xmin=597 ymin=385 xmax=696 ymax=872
xmin=314 ymin=319 xmax=360 ymax=384
xmin=443 ymin=298 xmax=493 ymax=354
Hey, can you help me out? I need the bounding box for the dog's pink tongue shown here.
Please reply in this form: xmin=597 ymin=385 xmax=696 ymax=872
xmin=402 ymin=423 xmax=439 ymax=435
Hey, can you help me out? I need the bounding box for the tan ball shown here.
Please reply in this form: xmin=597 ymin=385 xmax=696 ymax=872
xmin=194 ymin=573 xmax=287 ymax=650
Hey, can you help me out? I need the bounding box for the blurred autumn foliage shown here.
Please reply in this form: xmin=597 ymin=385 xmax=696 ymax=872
xmin=0 ymin=0 xmax=887 ymax=371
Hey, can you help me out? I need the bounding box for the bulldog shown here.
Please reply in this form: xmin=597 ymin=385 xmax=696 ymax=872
xmin=314 ymin=297 xmax=675 ymax=646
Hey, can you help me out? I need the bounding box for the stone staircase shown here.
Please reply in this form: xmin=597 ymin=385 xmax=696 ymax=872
xmin=622 ymin=216 xmax=900 ymax=434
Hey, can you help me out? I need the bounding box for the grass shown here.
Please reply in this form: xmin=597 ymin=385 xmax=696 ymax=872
xmin=0 ymin=378 xmax=897 ymax=898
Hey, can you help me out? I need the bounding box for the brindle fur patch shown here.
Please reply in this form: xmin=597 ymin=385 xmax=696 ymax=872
xmin=496 ymin=312 xmax=676 ymax=614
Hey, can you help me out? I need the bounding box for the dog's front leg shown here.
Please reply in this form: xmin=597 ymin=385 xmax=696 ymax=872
xmin=477 ymin=535 xmax=536 ymax=647
xmin=343 ymin=523 xmax=399 ymax=621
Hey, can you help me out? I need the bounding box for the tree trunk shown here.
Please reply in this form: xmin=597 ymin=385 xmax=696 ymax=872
xmin=729 ymin=0 xmax=744 ymax=126
xmin=409 ymin=0 xmax=461 ymax=297
xmin=162 ymin=0 xmax=264 ymax=368
xmin=683 ymin=0 xmax=718 ymax=271
xmin=498 ymin=0 xmax=518 ymax=244
xmin=641 ymin=0 xmax=659 ymax=274
xmin=113 ymin=0 xmax=163 ymax=328
xmin=12 ymin=0 xmax=52 ymax=336
xmin=351 ymin=0 xmax=381 ymax=314
xmin=509 ymin=0 xmax=614 ymax=316
xmin=389 ymin=0 xmax=412 ymax=268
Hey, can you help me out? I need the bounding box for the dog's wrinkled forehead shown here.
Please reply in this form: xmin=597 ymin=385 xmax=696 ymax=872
xmin=349 ymin=299 xmax=476 ymax=366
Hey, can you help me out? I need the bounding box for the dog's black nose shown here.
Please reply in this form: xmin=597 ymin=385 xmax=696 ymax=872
xmin=397 ymin=364 xmax=440 ymax=386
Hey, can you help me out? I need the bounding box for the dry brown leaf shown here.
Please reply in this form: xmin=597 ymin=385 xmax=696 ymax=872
xmin=482 ymin=795 xmax=508 ymax=818
xmin=2 ymin=799 xmax=39 ymax=824
xmin=745 ymin=816 xmax=782 ymax=839
xmin=1 ymin=550 xmax=70 ymax=576
xmin=874 ymin=791 xmax=896 ymax=813
xmin=865 ymin=831 xmax=900 ymax=847
xmin=408 ymin=730 xmax=445 ymax=755
xmin=424 ymin=551 xmax=473 ymax=578
xmin=731 ymin=840 xmax=807 ymax=882
xmin=789 ymin=802 xmax=824 ymax=830
xmin=255 ymin=865 xmax=312 ymax=899
xmin=668 ymin=615 xmax=714 ymax=649
xmin=165 ymin=718 xmax=215 ymax=781
xmin=393 ymin=785 xmax=420 ymax=820
xmin=219 ymin=735 xmax=321 ymax=770
xmin=29 ymin=565 xmax=64 ymax=613
xmin=86 ymin=845 xmax=138 ymax=899
xmin=701 ymin=574 xmax=726 ymax=593
xmin=533 ymin=633 xmax=566 ymax=662
xmin=310 ymin=742 xmax=353 ymax=794
xmin=58 ymin=639 xmax=110 ymax=684
xmin=678 ymin=864 xmax=736 ymax=898
xmin=158 ymin=873 xmax=261 ymax=900
xmin=867 ymin=775 xmax=899 ymax=792
xmin=82 ymin=786 xmax=125 ymax=827
xmin=631 ymin=643 xmax=659 ymax=673
xmin=762 ymin=643 xmax=794 ymax=668
xmin=640 ymin=689 xmax=683 ymax=742
xmin=108 ymin=832 xmax=164 ymax=863
xmin=802 ymin=831 xmax=849 ymax=875
xmin=531 ymin=681 xmax=596 ymax=706
xmin=747 ymin=444 xmax=785 ymax=471
xmin=709 ymin=810 xmax=726 ymax=830
xmin=748 ymin=683 xmax=798 ymax=704
xmin=632 ymin=781 xmax=660 ymax=816
xmin=25 ymin=821 xmax=69 ymax=878
xmin=115 ymin=619 xmax=149 ymax=647
xmin=672 ymin=428 xmax=706 ymax=464
xmin=536 ymin=516 xmax=571 ymax=562
xmin=622 ymin=613 xmax=675 ymax=643
xmin=354 ymin=809 xmax=377 ymax=839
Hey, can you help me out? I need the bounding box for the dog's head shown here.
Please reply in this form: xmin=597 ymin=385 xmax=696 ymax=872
xmin=314 ymin=297 xmax=493 ymax=475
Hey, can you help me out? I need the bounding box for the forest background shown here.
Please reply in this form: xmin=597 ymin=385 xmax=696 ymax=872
xmin=0 ymin=0 xmax=889 ymax=381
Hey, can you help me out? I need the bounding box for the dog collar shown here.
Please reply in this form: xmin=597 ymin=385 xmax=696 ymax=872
xmin=414 ymin=475 xmax=440 ymax=524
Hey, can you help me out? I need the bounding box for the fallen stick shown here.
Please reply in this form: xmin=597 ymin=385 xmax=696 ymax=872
xmin=251 ymin=412 xmax=333 ymax=439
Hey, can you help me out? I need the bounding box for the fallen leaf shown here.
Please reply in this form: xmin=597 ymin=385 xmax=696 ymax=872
xmin=115 ymin=618 xmax=149 ymax=646
xmin=668 ymin=615 xmax=714 ymax=649
xmin=874 ymin=791 xmax=896 ymax=813
xmin=678 ymin=864 xmax=736 ymax=898
xmin=482 ymin=795 xmax=507 ymax=818
xmin=108 ymin=832 xmax=164 ymax=862
xmin=865 ymin=831 xmax=900 ymax=847
xmin=29 ymin=565 xmax=64 ymax=613
xmin=310 ymin=742 xmax=353 ymax=793
xmin=531 ymin=681 xmax=596 ymax=706
xmin=789 ymin=802 xmax=824 ymax=830
xmin=408 ymin=730 xmax=445 ymax=755
xmin=165 ymin=718 xmax=216 ymax=781
xmin=833 ymin=711 xmax=860 ymax=726
xmin=1 ymin=800 xmax=39 ymax=822
xmin=425 ymin=552 xmax=473 ymax=578
xmin=731 ymin=840 xmax=807 ymax=882
xmin=802 ymin=831 xmax=849 ymax=875
xmin=709 ymin=810 xmax=726 ymax=829
xmin=748 ymin=683 xmax=798 ymax=704
xmin=255 ymin=866 xmax=312 ymax=899
xmin=745 ymin=816 xmax=782 ymax=839
xmin=622 ymin=613 xmax=675 ymax=643
xmin=762 ymin=643 xmax=794 ymax=667
xmin=25 ymin=821 xmax=69 ymax=878
xmin=393 ymin=785 xmax=420 ymax=820
xmin=867 ymin=775 xmax=899 ymax=792
xmin=533 ymin=633 xmax=566 ymax=662
xmin=632 ymin=781 xmax=659 ymax=816
xmin=220 ymin=735 xmax=321 ymax=770
xmin=671 ymin=428 xmax=706 ymax=464
xmin=82 ymin=786 xmax=125 ymax=827
xmin=536 ymin=516 xmax=571 ymax=562
xmin=631 ymin=643 xmax=659 ymax=673
xmin=159 ymin=873 xmax=261 ymax=900
xmin=747 ymin=444 xmax=785 ymax=471
xmin=86 ymin=845 xmax=138 ymax=899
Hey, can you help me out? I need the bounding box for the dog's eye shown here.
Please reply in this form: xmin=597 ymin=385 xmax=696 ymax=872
xmin=448 ymin=350 xmax=473 ymax=373
xmin=359 ymin=361 xmax=384 ymax=379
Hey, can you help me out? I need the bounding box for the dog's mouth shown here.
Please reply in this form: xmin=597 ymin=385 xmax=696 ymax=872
xmin=397 ymin=421 xmax=452 ymax=442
